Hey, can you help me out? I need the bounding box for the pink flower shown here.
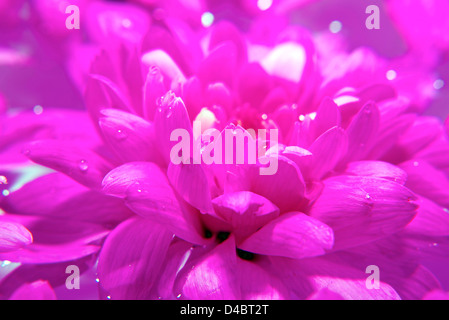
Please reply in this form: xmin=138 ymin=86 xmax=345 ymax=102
xmin=0 ymin=0 xmax=448 ymax=300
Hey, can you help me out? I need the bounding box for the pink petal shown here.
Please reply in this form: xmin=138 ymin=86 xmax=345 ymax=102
xmin=237 ymin=62 xmax=272 ymax=107
xmin=307 ymin=126 xmax=348 ymax=180
xmin=99 ymin=109 xmax=162 ymax=164
xmin=97 ymin=217 xmax=173 ymax=300
xmin=307 ymin=288 xmax=344 ymax=300
xmin=344 ymin=101 xmax=380 ymax=163
xmin=0 ymin=214 xmax=108 ymax=263
xmin=0 ymin=221 xmax=33 ymax=253
xmin=272 ymin=255 xmax=401 ymax=300
xmin=212 ymin=191 xmax=280 ymax=240
xmin=102 ymin=161 xmax=160 ymax=198
xmin=311 ymin=97 xmax=341 ymax=140
xmin=153 ymin=91 xmax=192 ymax=165
xmin=103 ymin=162 xmax=206 ymax=244
xmin=167 ymin=162 xmax=213 ymax=214
xmin=400 ymin=160 xmax=449 ymax=207
xmin=237 ymin=258 xmax=289 ymax=300
xmin=141 ymin=49 xmax=186 ymax=85
xmin=344 ymin=160 xmax=408 ymax=185
xmin=176 ymin=236 xmax=240 ymax=300
xmin=406 ymin=196 xmax=449 ymax=236
xmin=143 ymin=66 xmax=166 ymax=121
xmin=198 ymin=41 xmax=237 ymax=89
xmin=9 ymin=280 xmax=56 ymax=300
xmin=423 ymin=290 xmax=449 ymax=300
xmin=393 ymin=116 xmax=443 ymax=162
xmin=250 ymin=155 xmax=306 ymax=212
xmin=367 ymin=113 xmax=416 ymax=160
xmin=0 ymin=173 xmax=87 ymax=216
xmin=239 ymin=212 xmax=334 ymax=259
xmin=25 ymin=140 xmax=114 ymax=190
xmin=2 ymin=173 xmax=130 ymax=225
xmin=309 ymin=175 xmax=417 ymax=250
xmin=209 ymin=21 xmax=247 ymax=67
xmin=150 ymin=240 xmax=194 ymax=300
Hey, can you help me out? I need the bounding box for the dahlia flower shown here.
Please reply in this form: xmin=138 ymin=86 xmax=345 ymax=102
xmin=0 ymin=0 xmax=448 ymax=300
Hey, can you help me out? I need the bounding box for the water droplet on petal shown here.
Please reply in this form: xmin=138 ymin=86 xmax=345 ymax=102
xmin=0 ymin=176 xmax=7 ymax=184
xmin=95 ymin=278 xmax=100 ymax=283
xmin=176 ymin=293 xmax=182 ymax=299
xmin=115 ymin=129 xmax=128 ymax=141
xmin=78 ymin=160 xmax=89 ymax=172
xmin=2 ymin=190 xmax=10 ymax=197
xmin=106 ymin=295 xmax=111 ymax=300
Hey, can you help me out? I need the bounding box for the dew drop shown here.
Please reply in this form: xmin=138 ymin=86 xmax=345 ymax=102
xmin=78 ymin=160 xmax=89 ymax=172
xmin=365 ymin=194 xmax=371 ymax=200
xmin=106 ymin=295 xmax=111 ymax=300
xmin=2 ymin=189 xmax=10 ymax=197
xmin=176 ymin=293 xmax=182 ymax=299
xmin=0 ymin=176 xmax=7 ymax=184
xmin=95 ymin=278 xmax=100 ymax=283
xmin=298 ymin=114 xmax=305 ymax=121
xmin=115 ymin=129 xmax=128 ymax=141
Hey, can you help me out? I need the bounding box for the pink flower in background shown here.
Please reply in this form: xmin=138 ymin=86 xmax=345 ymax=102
xmin=0 ymin=0 xmax=448 ymax=300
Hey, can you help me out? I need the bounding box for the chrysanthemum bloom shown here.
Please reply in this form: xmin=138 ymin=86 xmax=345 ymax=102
xmin=1 ymin=1 xmax=449 ymax=300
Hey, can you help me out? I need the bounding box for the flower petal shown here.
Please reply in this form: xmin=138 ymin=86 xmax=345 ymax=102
xmin=0 ymin=214 xmax=108 ymax=263
xmin=239 ymin=212 xmax=334 ymax=259
xmin=400 ymin=160 xmax=449 ymax=207
xmin=25 ymin=140 xmax=114 ymax=190
xmin=0 ymin=221 xmax=33 ymax=253
xmin=176 ymin=236 xmax=240 ymax=300
xmin=167 ymin=162 xmax=213 ymax=214
xmin=237 ymin=258 xmax=289 ymax=300
xmin=153 ymin=91 xmax=192 ymax=165
xmin=406 ymin=196 xmax=449 ymax=236
xmin=311 ymin=97 xmax=341 ymax=140
xmin=309 ymin=175 xmax=417 ymax=250
xmin=103 ymin=162 xmax=206 ymax=244
xmin=99 ymin=109 xmax=162 ymax=164
xmin=307 ymin=126 xmax=348 ymax=180
xmin=9 ymin=280 xmax=56 ymax=300
xmin=344 ymin=101 xmax=380 ymax=163
xmin=97 ymin=217 xmax=174 ymax=300
xmin=249 ymin=155 xmax=306 ymax=212
xmin=344 ymin=160 xmax=408 ymax=185
xmin=212 ymin=191 xmax=280 ymax=240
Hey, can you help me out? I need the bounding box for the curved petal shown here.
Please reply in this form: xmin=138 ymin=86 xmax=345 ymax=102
xmin=249 ymin=155 xmax=306 ymax=213
xmin=309 ymin=175 xmax=417 ymax=250
xmin=25 ymin=140 xmax=114 ymax=190
xmin=9 ymin=280 xmax=56 ymax=300
xmin=239 ymin=212 xmax=333 ymax=259
xmin=212 ymin=191 xmax=280 ymax=240
xmin=0 ymin=221 xmax=33 ymax=253
xmin=344 ymin=160 xmax=408 ymax=185
xmin=97 ymin=217 xmax=173 ymax=300
xmin=99 ymin=109 xmax=162 ymax=164
xmin=175 ymin=236 xmax=240 ymax=300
